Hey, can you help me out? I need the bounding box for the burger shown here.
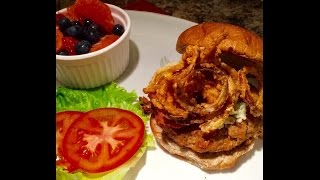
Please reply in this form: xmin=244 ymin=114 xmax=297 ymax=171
xmin=139 ymin=22 xmax=263 ymax=170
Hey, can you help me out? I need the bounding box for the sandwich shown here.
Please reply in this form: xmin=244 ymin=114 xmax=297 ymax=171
xmin=139 ymin=22 xmax=263 ymax=170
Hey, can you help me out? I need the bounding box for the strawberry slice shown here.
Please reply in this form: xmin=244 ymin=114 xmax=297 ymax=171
xmin=62 ymin=37 xmax=79 ymax=55
xmin=64 ymin=4 xmax=81 ymax=21
xmin=72 ymin=0 xmax=114 ymax=33
xmin=56 ymin=25 xmax=63 ymax=53
xmin=90 ymin=34 xmax=119 ymax=52
xmin=56 ymin=14 xmax=65 ymax=25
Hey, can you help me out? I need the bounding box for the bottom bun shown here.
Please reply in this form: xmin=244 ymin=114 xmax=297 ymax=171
xmin=150 ymin=117 xmax=256 ymax=170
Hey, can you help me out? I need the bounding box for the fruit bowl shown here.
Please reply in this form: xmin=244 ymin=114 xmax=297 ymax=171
xmin=56 ymin=3 xmax=131 ymax=89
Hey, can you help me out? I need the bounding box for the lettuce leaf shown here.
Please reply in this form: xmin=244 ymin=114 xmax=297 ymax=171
xmin=56 ymin=82 xmax=154 ymax=180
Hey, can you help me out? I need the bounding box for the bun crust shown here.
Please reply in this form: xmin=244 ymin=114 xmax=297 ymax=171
xmin=176 ymin=22 xmax=263 ymax=65
xmin=150 ymin=117 xmax=256 ymax=170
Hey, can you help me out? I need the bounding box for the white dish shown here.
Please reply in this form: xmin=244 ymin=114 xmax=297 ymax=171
xmin=57 ymin=10 xmax=263 ymax=180
xmin=56 ymin=4 xmax=131 ymax=89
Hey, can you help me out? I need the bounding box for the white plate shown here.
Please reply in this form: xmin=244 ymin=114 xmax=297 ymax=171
xmin=122 ymin=10 xmax=263 ymax=180
xmin=57 ymin=10 xmax=263 ymax=180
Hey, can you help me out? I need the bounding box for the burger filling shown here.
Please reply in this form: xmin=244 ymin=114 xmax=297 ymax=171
xmin=141 ymin=45 xmax=262 ymax=154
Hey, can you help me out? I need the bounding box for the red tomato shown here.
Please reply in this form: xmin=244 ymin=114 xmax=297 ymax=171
xmin=56 ymin=111 xmax=84 ymax=170
xmin=62 ymin=108 xmax=145 ymax=173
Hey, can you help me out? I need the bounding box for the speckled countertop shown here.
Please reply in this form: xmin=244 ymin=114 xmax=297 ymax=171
xmin=56 ymin=0 xmax=263 ymax=37
xmin=146 ymin=0 xmax=263 ymax=37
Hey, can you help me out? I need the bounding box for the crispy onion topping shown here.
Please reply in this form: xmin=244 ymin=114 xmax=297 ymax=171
xmin=238 ymin=66 xmax=263 ymax=117
xmin=142 ymin=45 xmax=262 ymax=134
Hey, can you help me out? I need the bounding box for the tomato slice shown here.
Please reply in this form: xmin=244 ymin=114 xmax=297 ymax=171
xmin=62 ymin=108 xmax=145 ymax=173
xmin=56 ymin=111 xmax=84 ymax=170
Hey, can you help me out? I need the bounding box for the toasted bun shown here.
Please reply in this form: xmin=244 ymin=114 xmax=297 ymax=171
xmin=150 ymin=118 xmax=257 ymax=171
xmin=176 ymin=22 xmax=263 ymax=66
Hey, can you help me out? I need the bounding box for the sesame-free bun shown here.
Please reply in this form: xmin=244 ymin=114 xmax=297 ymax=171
xmin=150 ymin=118 xmax=258 ymax=171
xmin=176 ymin=22 xmax=263 ymax=66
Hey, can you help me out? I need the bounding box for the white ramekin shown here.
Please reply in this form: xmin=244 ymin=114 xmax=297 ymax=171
xmin=56 ymin=4 xmax=131 ymax=89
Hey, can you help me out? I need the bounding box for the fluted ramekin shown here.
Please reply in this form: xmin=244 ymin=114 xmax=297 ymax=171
xmin=56 ymin=4 xmax=131 ymax=89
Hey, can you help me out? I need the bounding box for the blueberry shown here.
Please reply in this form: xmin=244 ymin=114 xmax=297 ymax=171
xmin=83 ymin=19 xmax=93 ymax=27
xmin=75 ymin=40 xmax=91 ymax=55
xmin=82 ymin=28 xmax=101 ymax=44
xmin=88 ymin=23 xmax=99 ymax=31
xmin=57 ymin=50 xmax=68 ymax=55
xmin=58 ymin=17 xmax=72 ymax=31
xmin=65 ymin=25 xmax=83 ymax=38
xmin=72 ymin=21 xmax=82 ymax=26
xmin=112 ymin=24 xmax=124 ymax=36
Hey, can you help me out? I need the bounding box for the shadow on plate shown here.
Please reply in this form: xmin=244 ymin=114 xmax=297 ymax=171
xmin=115 ymin=40 xmax=140 ymax=84
xmin=122 ymin=149 xmax=148 ymax=180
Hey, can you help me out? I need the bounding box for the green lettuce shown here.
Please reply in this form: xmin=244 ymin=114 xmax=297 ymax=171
xmin=56 ymin=82 xmax=154 ymax=180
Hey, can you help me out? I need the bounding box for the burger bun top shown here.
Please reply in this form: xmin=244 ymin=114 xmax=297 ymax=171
xmin=176 ymin=22 xmax=263 ymax=69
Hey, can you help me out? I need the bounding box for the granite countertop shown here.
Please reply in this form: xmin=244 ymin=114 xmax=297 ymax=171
xmin=146 ymin=0 xmax=263 ymax=37
xmin=56 ymin=0 xmax=263 ymax=37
